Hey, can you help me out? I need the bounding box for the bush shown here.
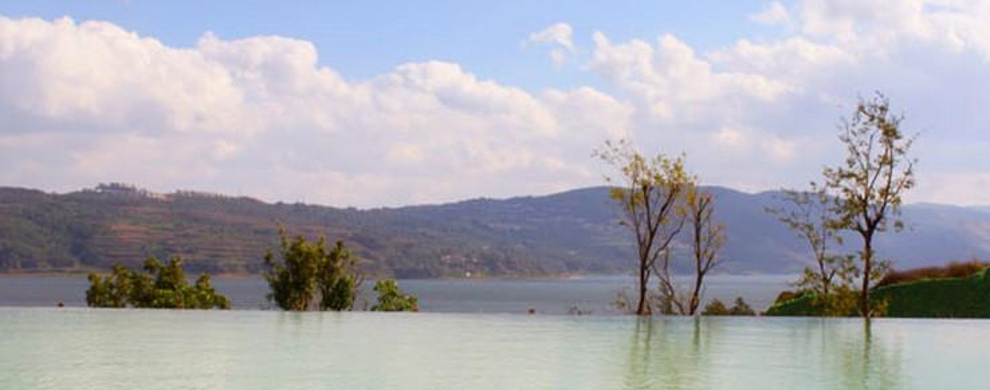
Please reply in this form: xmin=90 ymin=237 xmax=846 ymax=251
xmin=263 ymin=229 xmax=361 ymax=311
xmin=764 ymin=289 xmax=862 ymax=317
xmin=872 ymin=267 xmax=990 ymax=318
xmin=772 ymin=290 xmax=803 ymax=305
xmin=729 ymin=297 xmax=755 ymax=316
xmin=371 ymin=278 xmax=418 ymax=312
xmin=86 ymin=257 xmax=230 ymax=309
xmin=764 ymin=292 xmax=821 ymax=316
xmin=702 ymin=297 xmax=755 ymax=316
xmin=767 ymin=267 xmax=990 ymax=318
xmin=702 ymin=299 xmax=729 ymax=315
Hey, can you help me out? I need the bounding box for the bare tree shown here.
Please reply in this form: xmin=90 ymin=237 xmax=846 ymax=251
xmin=656 ymin=186 xmax=724 ymax=315
xmin=824 ymin=93 xmax=916 ymax=317
xmin=596 ymin=140 xmax=692 ymax=315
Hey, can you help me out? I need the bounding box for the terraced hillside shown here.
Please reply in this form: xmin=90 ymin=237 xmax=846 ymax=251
xmin=0 ymin=184 xmax=627 ymax=277
xmin=3 ymin=184 xmax=990 ymax=277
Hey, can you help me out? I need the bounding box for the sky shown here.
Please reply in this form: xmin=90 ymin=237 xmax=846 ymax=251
xmin=1 ymin=0 xmax=990 ymax=207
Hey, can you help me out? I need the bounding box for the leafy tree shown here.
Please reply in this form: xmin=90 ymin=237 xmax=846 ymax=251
xmin=371 ymin=278 xmax=419 ymax=312
xmin=85 ymin=257 xmax=229 ymax=309
xmin=263 ymin=228 xmax=362 ymax=311
xmin=85 ymin=265 xmax=131 ymax=308
xmin=596 ymin=140 xmax=692 ymax=315
xmin=263 ymin=230 xmax=320 ymax=311
xmin=824 ymin=93 xmax=916 ymax=317
xmin=318 ymin=241 xmax=361 ymax=311
xmin=191 ymin=274 xmax=229 ymax=309
xmin=767 ymin=185 xmax=858 ymax=315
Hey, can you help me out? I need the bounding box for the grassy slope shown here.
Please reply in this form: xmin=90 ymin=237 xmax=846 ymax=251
xmin=765 ymin=268 xmax=990 ymax=318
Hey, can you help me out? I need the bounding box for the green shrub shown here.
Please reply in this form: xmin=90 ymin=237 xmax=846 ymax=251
xmin=702 ymin=297 xmax=755 ymax=316
xmin=873 ymin=268 xmax=990 ymax=318
xmin=729 ymin=297 xmax=755 ymax=315
xmin=371 ymin=278 xmax=418 ymax=312
xmin=702 ymin=299 xmax=729 ymax=315
xmin=263 ymin=229 xmax=361 ymax=311
xmin=86 ymin=257 xmax=230 ymax=309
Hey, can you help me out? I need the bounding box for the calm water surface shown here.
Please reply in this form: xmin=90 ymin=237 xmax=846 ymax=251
xmin=0 ymin=274 xmax=791 ymax=314
xmin=1 ymin=308 xmax=988 ymax=390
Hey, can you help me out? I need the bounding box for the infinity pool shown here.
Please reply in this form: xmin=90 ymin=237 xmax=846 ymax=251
xmin=1 ymin=308 xmax=988 ymax=389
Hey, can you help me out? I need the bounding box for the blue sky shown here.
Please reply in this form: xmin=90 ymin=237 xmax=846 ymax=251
xmin=0 ymin=0 xmax=775 ymax=89
xmin=2 ymin=1 xmax=990 ymax=207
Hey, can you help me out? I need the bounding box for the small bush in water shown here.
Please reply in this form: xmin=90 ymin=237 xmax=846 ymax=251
xmin=371 ymin=278 xmax=418 ymax=312
xmin=86 ymin=257 xmax=230 ymax=310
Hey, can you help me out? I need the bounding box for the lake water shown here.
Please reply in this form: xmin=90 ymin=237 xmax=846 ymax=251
xmin=0 ymin=274 xmax=792 ymax=314
xmin=1 ymin=308 xmax=988 ymax=389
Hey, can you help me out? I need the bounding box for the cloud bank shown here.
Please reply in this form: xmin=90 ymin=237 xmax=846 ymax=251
xmin=3 ymin=1 xmax=990 ymax=207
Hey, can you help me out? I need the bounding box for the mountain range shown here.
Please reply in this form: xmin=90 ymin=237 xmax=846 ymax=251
xmin=2 ymin=183 xmax=989 ymax=277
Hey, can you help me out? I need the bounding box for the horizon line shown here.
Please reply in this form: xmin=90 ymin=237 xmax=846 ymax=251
xmin=3 ymin=182 xmax=989 ymax=211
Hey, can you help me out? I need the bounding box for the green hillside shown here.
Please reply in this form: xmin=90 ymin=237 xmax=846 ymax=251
xmin=6 ymin=183 xmax=990 ymax=278
xmin=0 ymin=184 xmax=630 ymax=277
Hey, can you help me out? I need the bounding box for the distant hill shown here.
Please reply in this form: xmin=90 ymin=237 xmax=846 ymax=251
xmin=2 ymin=183 xmax=990 ymax=277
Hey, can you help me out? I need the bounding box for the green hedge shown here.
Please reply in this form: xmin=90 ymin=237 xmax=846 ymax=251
xmin=764 ymin=293 xmax=829 ymax=316
xmin=873 ymin=268 xmax=990 ymax=318
xmin=765 ymin=268 xmax=990 ymax=318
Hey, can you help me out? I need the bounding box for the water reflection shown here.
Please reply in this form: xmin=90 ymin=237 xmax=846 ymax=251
xmin=624 ymin=317 xmax=708 ymax=390
xmin=831 ymin=319 xmax=903 ymax=390
xmin=623 ymin=317 xmax=654 ymax=390
xmin=622 ymin=317 xmax=904 ymax=390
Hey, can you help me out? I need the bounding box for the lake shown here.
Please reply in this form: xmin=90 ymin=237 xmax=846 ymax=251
xmin=0 ymin=274 xmax=792 ymax=314
xmin=1 ymin=308 xmax=988 ymax=389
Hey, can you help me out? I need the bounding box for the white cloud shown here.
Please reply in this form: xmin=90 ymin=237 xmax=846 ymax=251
xmin=588 ymin=31 xmax=789 ymax=129
xmin=527 ymin=22 xmax=574 ymax=51
xmin=582 ymin=0 xmax=990 ymax=204
xmin=0 ymin=17 xmax=247 ymax=135
xmin=796 ymin=0 xmax=990 ymax=60
xmin=751 ymin=2 xmax=791 ymax=25
xmin=525 ymin=22 xmax=576 ymax=66
xmin=5 ymin=2 xmax=990 ymax=207
xmin=0 ymin=16 xmax=628 ymax=206
xmin=709 ymin=37 xmax=855 ymax=85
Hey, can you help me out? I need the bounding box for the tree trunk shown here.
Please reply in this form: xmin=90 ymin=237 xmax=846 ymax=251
xmin=820 ymin=258 xmax=830 ymax=298
xmin=860 ymin=236 xmax=873 ymax=317
xmin=636 ymin=260 xmax=648 ymax=315
xmin=689 ymin=275 xmax=703 ymax=316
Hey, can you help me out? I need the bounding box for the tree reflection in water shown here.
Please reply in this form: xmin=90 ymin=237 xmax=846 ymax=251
xmin=834 ymin=319 xmax=903 ymax=390
xmin=624 ymin=317 xmax=708 ymax=390
xmin=621 ymin=317 xmax=903 ymax=390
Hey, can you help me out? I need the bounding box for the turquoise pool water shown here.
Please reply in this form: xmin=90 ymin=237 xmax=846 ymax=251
xmin=1 ymin=308 xmax=988 ymax=389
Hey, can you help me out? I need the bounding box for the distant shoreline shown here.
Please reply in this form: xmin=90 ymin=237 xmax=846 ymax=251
xmin=0 ymin=270 xmax=792 ymax=280
xmin=0 ymin=270 xmax=597 ymax=280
